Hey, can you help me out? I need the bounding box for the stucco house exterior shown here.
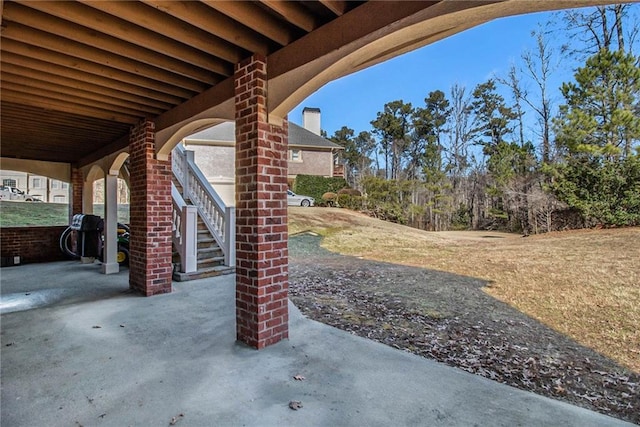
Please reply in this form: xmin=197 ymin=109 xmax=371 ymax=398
xmin=182 ymin=108 xmax=343 ymax=206
xmin=0 ymin=171 xmax=69 ymax=203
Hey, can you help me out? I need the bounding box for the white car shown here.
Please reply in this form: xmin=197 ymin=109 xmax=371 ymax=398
xmin=287 ymin=190 xmax=314 ymax=207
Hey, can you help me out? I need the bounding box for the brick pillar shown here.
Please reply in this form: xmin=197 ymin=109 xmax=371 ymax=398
xmin=70 ymin=167 xmax=83 ymax=221
xmin=128 ymin=119 xmax=172 ymax=296
xmin=235 ymin=54 xmax=289 ymax=349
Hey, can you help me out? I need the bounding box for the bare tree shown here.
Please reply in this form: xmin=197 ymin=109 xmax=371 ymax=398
xmin=497 ymin=65 xmax=527 ymax=147
xmin=523 ymin=30 xmax=556 ymax=163
xmin=560 ymin=4 xmax=638 ymax=56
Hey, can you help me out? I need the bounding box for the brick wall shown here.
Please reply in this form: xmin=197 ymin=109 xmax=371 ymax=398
xmin=235 ymin=54 xmax=289 ymax=349
xmin=128 ymin=120 xmax=173 ymax=296
xmin=1 ymin=226 xmax=68 ymax=264
xmin=70 ymin=167 xmax=84 ymax=218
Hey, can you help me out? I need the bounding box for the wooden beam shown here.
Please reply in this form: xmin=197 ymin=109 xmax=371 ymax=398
xmin=1 ymin=50 xmax=184 ymax=106
xmin=268 ymin=1 xmax=441 ymax=79
xmin=1 ymin=102 xmax=130 ymax=132
xmin=201 ymin=0 xmax=293 ymax=46
xmin=0 ymin=39 xmax=197 ymax=100
xmin=2 ymin=2 xmax=230 ymax=80
xmin=1 ymin=75 xmax=166 ymax=115
xmin=319 ymin=0 xmax=348 ymax=16
xmin=1 ymin=89 xmax=142 ymax=124
xmin=259 ymin=1 xmax=317 ymax=32
xmin=153 ymin=76 xmax=234 ymax=133
xmin=82 ymin=0 xmax=245 ymax=62
xmin=17 ymin=0 xmax=239 ymax=68
xmin=1 ymin=21 xmax=210 ymax=92
xmin=78 ymin=135 xmax=130 ymax=168
xmin=1 ymin=61 xmax=174 ymax=110
xmin=138 ymin=0 xmax=270 ymax=55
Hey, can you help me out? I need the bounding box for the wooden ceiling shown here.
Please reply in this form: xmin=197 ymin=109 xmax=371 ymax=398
xmin=0 ymin=0 xmax=364 ymax=165
xmin=2 ymin=0 xmax=628 ymax=169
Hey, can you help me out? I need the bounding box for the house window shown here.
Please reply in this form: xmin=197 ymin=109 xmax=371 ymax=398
xmin=32 ymin=178 xmax=42 ymax=188
xmin=61 ymin=182 xmax=69 ymax=189
xmin=51 ymin=180 xmax=59 ymax=189
xmin=3 ymin=179 xmax=16 ymax=188
xmin=290 ymin=149 xmax=302 ymax=162
xmin=53 ymin=195 xmax=66 ymax=203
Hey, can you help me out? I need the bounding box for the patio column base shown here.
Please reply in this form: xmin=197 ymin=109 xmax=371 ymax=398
xmin=101 ymin=262 xmax=119 ymax=275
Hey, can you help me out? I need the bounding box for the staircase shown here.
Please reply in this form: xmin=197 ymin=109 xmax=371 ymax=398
xmin=171 ymin=145 xmax=235 ymax=281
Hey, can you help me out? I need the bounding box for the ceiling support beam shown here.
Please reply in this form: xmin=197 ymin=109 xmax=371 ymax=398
xmin=1 ymin=62 xmax=174 ymax=110
xmin=17 ymin=0 xmax=234 ymax=70
xmin=140 ymin=0 xmax=271 ymax=55
xmin=202 ymin=1 xmax=293 ymax=46
xmin=1 ymin=50 xmax=185 ymax=106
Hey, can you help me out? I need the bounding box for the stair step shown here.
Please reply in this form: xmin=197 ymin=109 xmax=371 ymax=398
xmin=172 ymin=265 xmax=235 ymax=282
xmin=198 ymin=246 xmax=222 ymax=255
xmin=197 ymin=236 xmax=216 ymax=244
xmin=196 ymin=256 xmax=224 ymax=268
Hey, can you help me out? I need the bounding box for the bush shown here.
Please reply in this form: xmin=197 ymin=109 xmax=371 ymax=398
xmin=321 ymin=192 xmax=337 ymax=207
xmin=336 ymin=194 xmax=363 ymax=210
xmin=450 ymin=205 xmax=470 ymax=230
xmin=293 ymin=175 xmax=348 ymax=202
xmin=337 ymin=188 xmax=362 ymax=196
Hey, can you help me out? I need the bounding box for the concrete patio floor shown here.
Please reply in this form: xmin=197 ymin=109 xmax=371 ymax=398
xmin=0 ymin=261 xmax=633 ymax=426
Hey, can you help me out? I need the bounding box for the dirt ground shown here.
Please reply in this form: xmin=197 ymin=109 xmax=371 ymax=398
xmin=287 ymin=210 xmax=640 ymax=424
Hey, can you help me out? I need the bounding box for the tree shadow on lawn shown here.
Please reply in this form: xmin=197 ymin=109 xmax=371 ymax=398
xmin=288 ymin=233 xmax=640 ymax=424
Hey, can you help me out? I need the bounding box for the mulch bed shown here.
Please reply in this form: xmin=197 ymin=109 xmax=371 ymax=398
xmin=288 ymin=234 xmax=640 ymax=424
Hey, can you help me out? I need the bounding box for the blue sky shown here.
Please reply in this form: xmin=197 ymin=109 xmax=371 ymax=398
xmin=289 ymin=10 xmax=573 ymax=139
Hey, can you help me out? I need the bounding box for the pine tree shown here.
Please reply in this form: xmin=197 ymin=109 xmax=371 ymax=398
xmin=549 ymin=49 xmax=640 ymax=225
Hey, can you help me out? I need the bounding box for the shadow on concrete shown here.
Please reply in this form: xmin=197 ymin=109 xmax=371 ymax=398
xmin=288 ymin=233 xmax=639 ymax=424
xmin=1 ymin=256 xmax=636 ymax=426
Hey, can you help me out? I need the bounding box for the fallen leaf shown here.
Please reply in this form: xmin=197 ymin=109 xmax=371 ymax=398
xmin=169 ymin=413 xmax=184 ymax=425
xmin=289 ymin=401 xmax=303 ymax=410
xmin=293 ymin=375 xmax=305 ymax=381
xmin=119 ymin=325 xmax=125 ymax=328
xmin=554 ymin=385 xmax=566 ymax=394
xmin=92 ymin=326 xmax=102 ymax=329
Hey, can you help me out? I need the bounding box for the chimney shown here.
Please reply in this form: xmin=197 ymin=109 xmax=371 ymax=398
xmin=302 ymin=107 xmax=321 ymax=135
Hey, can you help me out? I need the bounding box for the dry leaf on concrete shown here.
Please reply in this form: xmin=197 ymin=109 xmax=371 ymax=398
xmin=289 ymin=401 xmax=303 ymax=410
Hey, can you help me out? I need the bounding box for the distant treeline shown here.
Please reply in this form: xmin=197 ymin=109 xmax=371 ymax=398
xmin=329 ymin=5 xmax=640 ymax=233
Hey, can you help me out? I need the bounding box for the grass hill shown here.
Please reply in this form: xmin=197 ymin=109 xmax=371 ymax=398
xmin=288 ymin=206 xmax=640 ymax=372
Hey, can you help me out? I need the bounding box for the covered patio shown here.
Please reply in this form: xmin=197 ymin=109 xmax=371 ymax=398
xmin=1 ymin=0 xmax=631 ymax=349
xmin=1 ymin=261 xmax=632 ymax=426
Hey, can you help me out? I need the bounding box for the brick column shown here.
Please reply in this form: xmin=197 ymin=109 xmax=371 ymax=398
xmin=235 ymin=54 xmax=289 ymax=349
xmin=70 ymin=167 xmax=83 ymax=221
xmin=128 ymin=119 xmax=172 ymax=296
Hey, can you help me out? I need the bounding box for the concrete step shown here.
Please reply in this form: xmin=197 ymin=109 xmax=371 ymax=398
xmin=172 ymin=265 xmax=235 ymax=282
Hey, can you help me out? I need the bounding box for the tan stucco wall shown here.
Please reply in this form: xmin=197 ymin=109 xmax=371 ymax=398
xmin=186 ymin=144 xmax=236 ymax=180
xmin=186 ymin=144 xmax=335 ymax=180
xmin=288 ymin=150 xmax=334 ymax=177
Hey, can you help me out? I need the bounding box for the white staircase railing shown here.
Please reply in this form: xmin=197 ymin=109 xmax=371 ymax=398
xmin=172 ymin=144 xmax=235 ymax=268
xmin=172 ymin=184 xmax=198 ymax=273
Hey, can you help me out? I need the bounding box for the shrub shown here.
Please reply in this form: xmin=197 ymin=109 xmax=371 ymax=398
xmin=337 ymin=188 xmax=362 ymax=196
xmin=336 ymin=194 xmax=363 ymax=210
xmin=321 ymin=192 xmax=337 ymax=207
xmin=293 ymin=175 xmax=348 ymax=202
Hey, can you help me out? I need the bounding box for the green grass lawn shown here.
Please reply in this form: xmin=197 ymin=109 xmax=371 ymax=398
xmin=0 ymin=201 xmax=130 ymax=227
